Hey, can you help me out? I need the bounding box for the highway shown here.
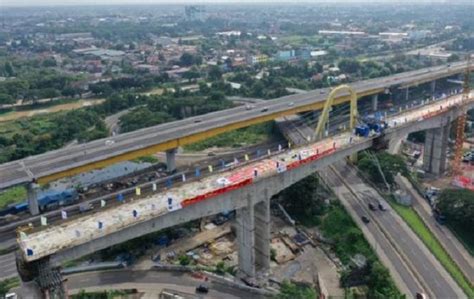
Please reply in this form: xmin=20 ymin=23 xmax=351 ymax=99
xmin=0 ymin=61 xmax=471 ymax=188
xmin=16 ymin=91 xmax=472 ymax=264
xmin=16 ymin=269 xmax=267 ymax=298
xmin=409 ymin=180 xmax=474 ymax=283
xmin=324 ymin=161 xmax=465 ymax=298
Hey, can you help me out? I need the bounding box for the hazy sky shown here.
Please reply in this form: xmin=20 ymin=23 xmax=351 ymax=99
xmin=1 ymin=0 xmax=453 ymax=7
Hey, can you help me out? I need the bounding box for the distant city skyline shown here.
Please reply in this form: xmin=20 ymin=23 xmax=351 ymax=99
xmin=2 ymin=0 xmax=462 ymax=8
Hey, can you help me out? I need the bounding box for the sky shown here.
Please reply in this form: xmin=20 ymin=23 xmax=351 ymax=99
xmin=1 ymin=0 xmax=455 ymax=7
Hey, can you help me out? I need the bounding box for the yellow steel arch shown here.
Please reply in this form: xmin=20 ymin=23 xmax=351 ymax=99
xmin=315 ymin=85 xmax=358 ymax=139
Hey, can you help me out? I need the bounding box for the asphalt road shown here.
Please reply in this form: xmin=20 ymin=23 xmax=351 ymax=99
xmin=320 ymin=168 xmax=423 ymax=296
xmin=329 ymin=161 xmax=465 ymax=298
xmin=0 ymin=61 xmax=471 ymax=189
xmin=410 ymin=183 xmax=474 ymax=283
xmin=0 ymin=252 xmax=17 ymax=280
xmin=65 ymin=270 xmax=267 ymax=299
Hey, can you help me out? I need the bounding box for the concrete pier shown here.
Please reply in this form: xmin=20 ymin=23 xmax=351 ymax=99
xmin=166 ymin=148 xmax=177 ymax=172
xmin=423 ymin=124 xmax=450 ymax=175
xmin=372 ymin=94 xmax=378 ymax=111
xmin=27 ymin=183 xmax=40 ymax=216
xmin=236 ymin=193 xmax=271 ymax=278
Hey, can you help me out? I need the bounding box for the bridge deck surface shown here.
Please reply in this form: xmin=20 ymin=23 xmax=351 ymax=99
xmin=18 ymin=92 xmax=469 ymax=262
xmin=1 ymin=61 xmax=472 ymax=188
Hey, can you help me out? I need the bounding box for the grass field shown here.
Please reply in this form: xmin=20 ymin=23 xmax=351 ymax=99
xmin=0 ymin=115 xmax=57 ymax=139
xmin=0 ymin=186 xmax=27 ymax=209
xmin=0 ymin=277 xmax=20 ymax=296
xmin=184 ymin=122 xmax=274 ymax=151
xmin=0 ymin=99 xmax=104 ymax=123
xmin=389 ymin=200 xmax=474 ymax=298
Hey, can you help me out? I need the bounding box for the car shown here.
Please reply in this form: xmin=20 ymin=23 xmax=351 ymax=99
xmin=416 ymin=292 xmax=427 ymax=299
xmin=196 ymin=284 xmax=209 ymax=293
xmin=105 ymin=140 xmax=115 ymax=146
xmin=378 ymin=202 xmax=387 ymax=211
xmin=194 ymin=119 xmax=202 ymax=123
xmin=207 ymin=152 xmax=216 ymax=157
xmin=5 ymin=293 xmax=17 ymax=299
xmin=368 ymin=203 xmax=377 ymax=211
xmin=320 ymin=90 xmax=326 ymax=94
xmin=361 ymin=216 xmax=370 ymax=224
xmin=261 ymin=107 xmax=269 ymax=112
xmin=245 ymin=104 xmax=255 ymax=110
xmin=288 ymin=102 xmax=294 ymax=107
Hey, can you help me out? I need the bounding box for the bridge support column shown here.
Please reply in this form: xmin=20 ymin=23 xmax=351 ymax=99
xmin=405 ymin=87 xmax=409 ymax=102
xmin=423 ymin=124 xmax=450 ymax=175
xmin=236 ymin=194 xmax=271 ymax=278
xmin=372 ymin=94 xmax=378 ymax=111
xmin=166 ymin=148 xmax=177 ymax=173
xmin=236 ymin=199 xmax=256 ymax=278
xmin=254 ymin=197 xmax=271 ymax=272
xmin=27 ymin=182 xmax=40 ymax=216
xmin=431 ymin=80 xmax=436 ymax=95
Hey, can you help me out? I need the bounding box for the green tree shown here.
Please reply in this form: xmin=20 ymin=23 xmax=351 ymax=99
xmin=179 ymin=53 xmax=202 ymax=67
xmin=357 ymin=152 xmax=408 ymax=185
xmin=367 ymin=261 xmax=401 ymax=298
xmin=119 ymin=108 xmax=174 ymax=133
xmin=338 ymin=58 xmax=361 ymax=74
xmin=0 ymin=93 xmax=14 ymax=104
xmin=279 ymin=174 xmax=328 ymax=225
xmin=437 ymin=189 xmax=474 ymax=227
xmin=4 ymin=62 xmax=14 ymax=77
xmin=178 ymin=254 xmax=191 ymax=266
xmin=183 ymin=69 xmax=200 ymax=82
xmin=42 ymin=58 xmax=57 ymax=67
xmin=208 ymin=66 xmax=223 ymax=81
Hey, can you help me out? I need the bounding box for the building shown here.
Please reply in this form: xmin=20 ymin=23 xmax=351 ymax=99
xmin=247 ymin=54 xmax=269 ymax=65
xmin=135 ymin=64 xmax=160 ymax=74
xmin=408 ymin=30 xmax=431 ymax=40
xmin=318 ymin=30 xmax=366 ymax=36
xmin=276 ymin=50 xmax=296 ymax=62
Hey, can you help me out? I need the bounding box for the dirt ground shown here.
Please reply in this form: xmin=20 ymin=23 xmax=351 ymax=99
xmin=0 ymin=99 xmax=105 ymax=122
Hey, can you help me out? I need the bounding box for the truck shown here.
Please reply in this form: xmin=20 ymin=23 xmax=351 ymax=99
xmin=355 ymin=125 xmax=370 ymax=137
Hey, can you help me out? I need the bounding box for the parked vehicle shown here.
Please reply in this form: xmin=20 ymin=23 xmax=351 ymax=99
xmin=196 ymin=284 xmax=209 ymax=293
xmin=355 ymin=125 xmax=370 ymax=137
xmin=38 ymin=189 xmax=79 ymax=212
xmin=368 ymin=203 xmax=377 ymax=211
xmin=79 ymin=202 xmax=93 ymax=213
xmin=361 ymin=216 xmax=370 ymax=224
xmin=433 ymin=207 xmax=446 ymax=225
xmin=0 ymin=188 xmax=79 ymax=216
xmin=378 ymin=202 xmax=387 ymax=211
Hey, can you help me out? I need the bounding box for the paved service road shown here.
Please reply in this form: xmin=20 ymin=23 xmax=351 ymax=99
xmin=0 ymin=252 xmax=17 ymax=280
xmin=0 ymin=61 xmax=471 ymax=189
xmin=321 ymin=168 xmax=422 ymax=296
xmin=410 ymin=184 xmax=474 ymax=282
xmin=329 ymin=161 xmax=465 ymax=298
xmin=65 ymin=270 xmax=267 ymax=299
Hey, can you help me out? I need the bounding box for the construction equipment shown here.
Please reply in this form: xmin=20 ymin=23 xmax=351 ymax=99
xmin=452 ymin=55 xmax=471 ymax=175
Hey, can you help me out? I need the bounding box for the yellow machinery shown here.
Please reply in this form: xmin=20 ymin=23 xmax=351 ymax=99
xmin=315 ymin=84 xmax=358 ymax=139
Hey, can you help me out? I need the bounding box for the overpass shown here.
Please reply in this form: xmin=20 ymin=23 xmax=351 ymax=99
xmin=1 ymin=61 xmax=472 ymax=192
xmin=16 ymin=92 xmax=473 ymax=295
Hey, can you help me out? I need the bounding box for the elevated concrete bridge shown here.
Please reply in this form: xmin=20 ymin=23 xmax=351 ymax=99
xmin=16 ymin=92 xmax=473 ymax=297
xmin=1 ymin=61 xmax=472 ymax=193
